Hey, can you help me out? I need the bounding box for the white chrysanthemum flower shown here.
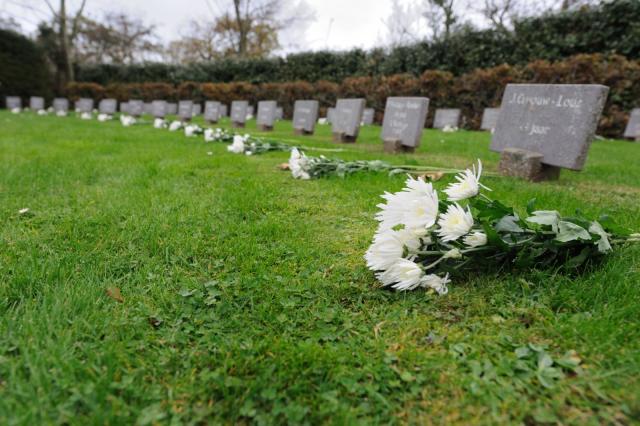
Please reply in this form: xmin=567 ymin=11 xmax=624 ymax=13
xmin=376 ymin=176 xmax=439 ymax=232
xmin=437 ymin=203 xmax=474 ymax=242
xmin=420 ymin=273 xmax=451 ymax=295
xmin=376 ymin=259 xmax=424 ymax=291
xmin=289 ymin=148 xmax=311 ymax=179
xmin=47 ymin=107 xmax=54 ymax=113
xmin=80 ymin=112 xmax=92 ymax=120
xmin=169 ymin=121 xmax=182 ymax=131
xmin=184 ymin=125 xmax=196 ymax=137
xmin=444 ymin=160 xmax=490 ymax=201
xmin=318 ymin=118 xmax=327 ymax=125
xmin=153 ymin=118 xmax=166 ymax=129
xmin=443 ymin=248 xmax=462 ymax=259
xmin=97 ymin=114 xmax=111 ymax=122
xmin=56 ymin=110 xmax=67 ymax=117
xmin=18 ymin=208 xmax=30 ymax=215
xmin=245 ymin=151 xmax=253 ymax=156
xmin=37 ymin=109 xmax=47 ymax=116
xmin=204 ymin=128 xmax=214 ymax=142
xmin=120 ymin=115 xmax=136 ymax=127
xmin=442 ymin=125 xmax=458 ymax=133
xmin=365 ymin=229 xmax=422 ymax=271
xmin=11 ymin=107 xmax=21 ymax=114
xmin=227 ymin=135 xmax=245 ymax=153
xmin=463 ymin=231 xmax=487 ymax=248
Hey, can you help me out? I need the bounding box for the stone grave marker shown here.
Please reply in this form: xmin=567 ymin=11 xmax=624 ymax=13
xmin=30 ymin=96 xmax=45 ymax=111
xmin=326 ymin=107 xmax=335 ymax=124
xmin=433 ymin=108 xmax=461 ymax=129
xmin=192 ymin=103 xmax=201 ymax=116
xmin=143 ymin=102 xmax=153 ymax=115
xmin=78 ymin=98 xmax=94 ymax=113
xmin=152 ymin=100 xmax=167 ymax=118
xmin=99 ymin=99 xmax=117 ymax=115
xmin=623 ymin=108 xmax=640 ymax=140
xmin=221 ymin=104 xmax=228 ymax=117
xmin=491 ymin=83 xmax=609 ymax=181
xmin=362 ymin=108 xmax=375 ymax=125
xmin=257 ymin=100 xmax=277 ymax=131
xmin=332 ymin=98 xmax=366 ymax=143
xmin=6 ymin=96 xmax=21 ymax=109
xmin=165 ymin=103 xmax=177 ymax=115
xmin=128 ymin=100 xmax=144 ymax=117
xmin=178 ymin=100 xmax=193 ymax=121
xmin=53 ymin=98 xmax=69 ymax=112
xmin=231 ymin=101 xmax=249 ymax=127
xmin=204 ymin=101 xmax=221 ymax=123
xmin=276 ymin=106 xmax=283 ymax=120
xmin=480 ymin=108 xmax=500 ymax=131
xmin=381 ymin=97 xmax=430 ymax=153
xmin=120 ymin=102 xmax=130 ymax=114
xmin=293 ymin=100 xmax=319 ymax=135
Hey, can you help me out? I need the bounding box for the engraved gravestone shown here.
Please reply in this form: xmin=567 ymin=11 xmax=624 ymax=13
xmin=192 ymin=103 xmax=201 ymax=116
xmin=247 ymin=105 xmax=255 ymax=119
xmin=53 ymin=98 xmax=69 ymax=112
xmin=433 ymin=108 xmax=461 ymax=129
xmin=257 ymin=100 xmax=277 ymax=131
xmin=120 ymin=102 xmax=129 ymax=113
xmin=221 ymin=104 xmax=228 ymax=117
xmin=30 ymin=96 xmax=45 ymax=111
xmin=491 ymin=84 xmax=609 ymax=181
xmin=362 ymin=108 xmax=375 ymax=125
xmin=332 ymin=98 xmax=366 ymax=143
xmin=78 ymin=98 xmax=94 ymax=113
xmin=152 ymin=100 xmax=167 ymax=118
xmin=276 ymin=107 xmax=283 ymax=120
xmin=623 ymin=108 xmax=640 ymax=140
xmin=145 ymin=103 xmax=154 ymax=115
xmin=204 ymin=101 xmax=221 ymax=123
xmin=99 ymin=99 xmax=117 ymax=115
xmin=293 ymin=100 xmax=319 ymax=135
xmin=480 ymin=108 xmax=500 ymax=131
xmin=166 ymin=103 xmax=177 ymax=115
xmin=231 ymin=100 xmax=249 ymax=127
xmin=178 ymin=100 xmax=193 ymax=121
xmin=381 ymin=97 xmax=430 ymax=153
xmin=128 ymin=100 xmax=144 ymax=117
xmin=6 ymin=96 xmax=21 ymax=109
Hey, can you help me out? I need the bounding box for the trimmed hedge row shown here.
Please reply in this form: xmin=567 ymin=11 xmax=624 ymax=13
xmin=75 ymin=0 xmax=640 ymax=84
xmin=65 ymin=54 xmax=640 ymax=138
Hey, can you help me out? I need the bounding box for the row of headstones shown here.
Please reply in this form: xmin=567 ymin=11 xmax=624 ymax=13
xmin=6 ymin=84 xmax=616 ymax=182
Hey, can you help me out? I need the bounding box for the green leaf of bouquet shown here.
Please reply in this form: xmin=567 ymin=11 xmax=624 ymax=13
xmin=556 ymin=221 xmax=592 ymax=243
xmin=526 ymin=198 xmax=537 ymax=215
xmin=526 ymin=210 xmax=560 ymax=233
xmin=474 ymin=199 xmax=514 ymax=221
xmin=565 ymin=247 xmax=592 ymax=269
xmin=495 ymin=214 xmax=524 ymax=233
xmin=589 ymin=221 xmax=612 ymax=253
xmin=482 ymin=222 xmax=508 ymax=249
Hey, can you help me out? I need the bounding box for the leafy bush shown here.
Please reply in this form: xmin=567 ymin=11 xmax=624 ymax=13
xmin=0 ymin=29 xmax=52 ymax=107
xmin=65 ymin=82 xmax=106 ymax=101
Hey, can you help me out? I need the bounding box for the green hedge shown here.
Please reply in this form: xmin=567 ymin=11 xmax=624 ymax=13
xmin=76 ymin=0 xmax=640 ymax=85
xmin=0 ymin=29 xmax=52 ymax=106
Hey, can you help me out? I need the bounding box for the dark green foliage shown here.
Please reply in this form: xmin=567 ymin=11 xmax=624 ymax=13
xmin=0 ymin=29 xmax=52 ymax=107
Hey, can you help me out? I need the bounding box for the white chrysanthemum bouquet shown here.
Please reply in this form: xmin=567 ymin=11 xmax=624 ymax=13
xmin=365 ymin=160 xmax=639 ymax=294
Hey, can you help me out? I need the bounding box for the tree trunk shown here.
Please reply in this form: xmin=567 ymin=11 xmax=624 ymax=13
xmin=59 ymin=0 xmax=75 ymax=83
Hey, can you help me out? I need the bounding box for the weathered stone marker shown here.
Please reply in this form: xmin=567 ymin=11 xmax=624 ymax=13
xmin=623 ymin=108 xmax=640 ymax=141
xmin=332 ymin=99 xmax=365 ymax=143
xmin=143 ymin=102 xmax=153 ymax=115
xmin=204 ymin=101 xmax=221 ymax=123
xmin=192 ymin=103 xmax=202 ymax=116
xmin=77 ymin=98 xmax=94 ymax=113
xmin=152 ymin=100 xmax=167 ymax=118
xmin=166 ymin=103 xmax=177 ymax=115
xmin=433 ymin=108 xmax=461 ymax=129
xmin=220 ymin=104 xmax=228 ymax=117
xmin=491 ymin=84 xmax=609 ymax=181
xmin=120 ymin=102 xmax=129 ymax=114
xmin=480 ymin=108 xmax=500 ymax=131
xmin=293 ymin=100 xmax=319 ymax=135
xmin=178 ymin=100 xmax=193 ymax=121
xmin=30 ymin=96 xmax=45 ymax=111
xmin=257 ymin=100 xmax=277 ymax=131
xmin=99 ymin=99 xmax=117 ymax=115
xmin=231 ymin=101 xmax=249 ymax=128
xmin=128 ymin=100 xmax=144 ymax=117
xmin=6 ymin=96 xmax=21 ymax=109
xmin=381 ymin=97 xmax=430 ymax=154
xmin=362 ymin=108 xmax=375 ymax=125
xmin=53 ymin=98 xmax=69 ymax=113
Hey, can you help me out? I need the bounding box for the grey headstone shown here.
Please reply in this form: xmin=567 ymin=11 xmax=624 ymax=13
xmin=30 ymin=96 xmax=45 ymax=110
xmin=120 ymin=102 xmax=130 ymax=114
xmin=293 ymin=100 xmax=319 ymax=134
xmin=433 ymin=108 xmax=461 ymax=129
xmin=220 ymin=104 xmax=228 ymax=117
xmin=362 ymin=108 xmax=375 ymax=125
xmin=192 ymin=103 xmax=202 ymax=116
xmin=381 ymin=97 xmax=430 ymax=148
xmin=53 ymin=98 xmax=69 ymax=112
xmin=152 ymin=100 xmax=167 ymax=118
xmin=480 ymin=108 xmax=500 ymax=131
xmin=6 ymin=96 xmax=21 ymax=109
xmin=326 ymin=107 xmax=335 ymax=123
xmin=143 ymin=102 xmax=153 ymax=115
xmin=77 ymin=98 xmax=94 ymax=113
xmin=99 ymin=99 xmax=117 ymax=114
xmin=332 ymin=98 xmax=365 ymax=139
xmin=128 ymin=100 xmax=144 ymax=117
xmin=204 ymin=101 xmax=221 ymax=123
xmin=257 ymin=100 xmax=277 ymax=128
xmin=231 ymin=101 xmax=249 ymax=124
xmin=275 ymin=107 xmax=283 ymax=120
xmin=623 ymin=108 xmax=640 ymax=139
xmin=178 ymin=101 xmax=193 ymax=120
xmin=166 ymin=103 xmax=177 ymax=115
xmin=490 ymin=84 xmax=609 ymax=171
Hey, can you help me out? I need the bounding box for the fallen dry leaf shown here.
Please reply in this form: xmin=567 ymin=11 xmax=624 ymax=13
xmin=106 ymin=287 xmax=124 ymax=303
xmin=278 ymin=163 xmax=290 ymax=170
xmin=413 ymin=171 xmax=445 ymax=181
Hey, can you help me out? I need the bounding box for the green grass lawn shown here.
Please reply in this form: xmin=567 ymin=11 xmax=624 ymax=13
xmin=1 ymin=111 xmax=639 ymax=425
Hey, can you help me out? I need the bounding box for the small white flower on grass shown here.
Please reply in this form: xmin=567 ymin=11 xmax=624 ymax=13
xmin=289 ymin=148 xmax=311 ymax=180
xmin=444 ymin=160 xmax=490 ymax=201
xmin=56 ymin=110 xmax=67 ymax=117
xmin=318 ymin=118 xmax=327 ymax=125
xmin=207 ymin=151 xmax=213 ymax=156
xmin=376 ymin=175 xmax=439 ymax=232
xmin=227 ymin=135 xmax=245 ymax=153
xmin=153 ymin=118 xmax=166 ymax=129
xmin=169 ymin=121 xmax=182 ymax=131
xmin=97 ymin=114 xmax=111 ymax=122
xmin=442 ymin=125 xmax=458 ymax=133
xmin=120 ymin=115 xmax=136 ymax=127
xmin=463 ymin=231 xmax=487 ymax=248
xmin=19 ymin=208 xmax=30 ymax=215
xmin=184 ymin=125 xmax=196 ymax=137
xmin=437 ymin=203 xmax=474 ymax=242
xmin=365 ymin=229 xmax=422 ymax=271
xmin=80 ymin=112 xmax=92 ymax=120
xmin=204 ymin=128 xmax=214 ymax=142
xmin=11 ymin=108 xmax=21 ymax=114
xmin=377 ymin=259 xmax=424 ymax=291
xmin=420 ymin=273 xmax=450 ymax=295
xmin=37 ymin=109 xmax=47 ymax=116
